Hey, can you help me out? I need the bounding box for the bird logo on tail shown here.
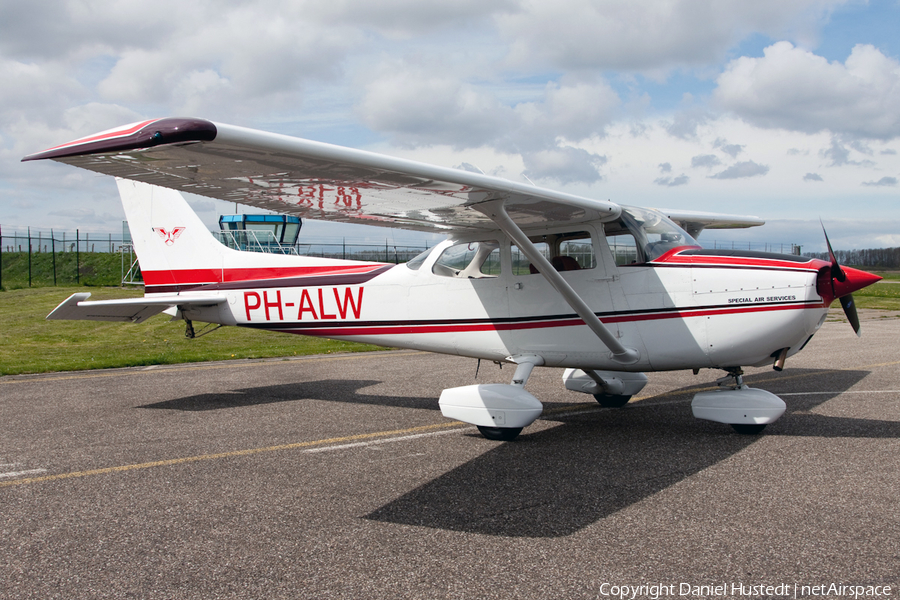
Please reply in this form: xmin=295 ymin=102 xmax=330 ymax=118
xmin=153 ymin=227 xmax=185 ymax=246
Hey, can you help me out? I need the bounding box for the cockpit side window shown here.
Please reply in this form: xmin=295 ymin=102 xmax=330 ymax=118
xmin=606 ymin=232 xmax=641 ymax=265
xmin=604 ymin=207 xmax=699 ymax=265
xmin=432 ymin=240 xmax=501 ymax=278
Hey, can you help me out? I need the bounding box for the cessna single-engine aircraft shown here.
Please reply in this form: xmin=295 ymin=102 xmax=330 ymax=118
xmin=24 ymin=118 xmax=881 ymax=440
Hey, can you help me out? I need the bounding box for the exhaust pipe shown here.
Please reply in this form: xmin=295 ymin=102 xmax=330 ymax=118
xmin=773 ymin=347 xmax=789 ymax=372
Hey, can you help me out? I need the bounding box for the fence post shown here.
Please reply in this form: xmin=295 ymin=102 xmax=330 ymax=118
xmin=51 ymin=229 xmax=57 ymax=286
xmin=76 ymin=229 xmax=80 ymax=285
xmin=28 ymin=227 xmax=32 ymax=287
xmin=0 ymin=224 xmax=3 ymax=290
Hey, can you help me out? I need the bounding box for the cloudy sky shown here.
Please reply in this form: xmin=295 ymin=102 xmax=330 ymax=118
xmin=2 ymin=0 xmax=900 ymax=251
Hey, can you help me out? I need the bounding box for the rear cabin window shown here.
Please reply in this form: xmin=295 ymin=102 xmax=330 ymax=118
xmin=511 ymin=231 xmax=595 ymax=275
xmin=405 ymin=247 xmax=433 ymax=270
xmin=432 ymin=240 xmax=501 ymax=278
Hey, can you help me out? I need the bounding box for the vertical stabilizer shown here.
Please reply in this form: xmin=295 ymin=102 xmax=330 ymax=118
xmin=117 ymin=178 xmax=228 ymax=291
xmin=117 ymin=178 xmax=388 ymax=295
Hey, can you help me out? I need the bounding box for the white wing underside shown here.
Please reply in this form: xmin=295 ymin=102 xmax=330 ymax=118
xmin=25 ymin=118 xmax=763 ymax=234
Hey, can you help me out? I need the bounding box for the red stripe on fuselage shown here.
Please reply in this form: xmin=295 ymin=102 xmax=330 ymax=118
xmin=259 ymin=301 xmax=824 ymax=338
xmin=142 ymin=264 xmax=388 ymax=286
xmin=651 ymin=248 xmax=828 ymax=272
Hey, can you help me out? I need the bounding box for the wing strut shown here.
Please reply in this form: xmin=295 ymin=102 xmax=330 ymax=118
xmin=472 ymin=200 xmax=640 ymax=365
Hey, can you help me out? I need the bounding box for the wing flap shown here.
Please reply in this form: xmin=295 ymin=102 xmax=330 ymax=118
xmin=47 ymin=293 xmax=227 ymax=323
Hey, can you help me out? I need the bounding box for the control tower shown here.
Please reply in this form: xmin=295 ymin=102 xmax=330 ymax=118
xmin=216 ymin=214 xmax=302 ymax=254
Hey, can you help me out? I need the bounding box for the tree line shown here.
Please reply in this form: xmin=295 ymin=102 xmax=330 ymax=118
xmin=805 ymin=247 xmax=900 ymax=268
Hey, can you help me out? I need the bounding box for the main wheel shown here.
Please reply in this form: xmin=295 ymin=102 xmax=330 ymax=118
xmin=731 ymin=423 xmax=767 ymax=435
xmin=476 ymin=426 xmax=523 ymax=441
xmin=593 ymin=393 xmax=631 ymax=408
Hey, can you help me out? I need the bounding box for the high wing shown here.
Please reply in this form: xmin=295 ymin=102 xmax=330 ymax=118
xmin=48 ymin=292 xmax=227 ymax=323
xmin=23 ymin=118 xmax=624 ymax=233
xmin=658 ymin=209 xmax=765 ymax=239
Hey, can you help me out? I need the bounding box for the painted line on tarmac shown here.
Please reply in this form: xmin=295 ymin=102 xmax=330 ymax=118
xmin=0 ymin=421 xmax=467 ymax=489
xmin=304 ymin=427 xmax=472 ymax=453
xmin=0 ymin=468 xmax=47 ymax=479
xmin=779 ymin=390 xmax=900 ymax=396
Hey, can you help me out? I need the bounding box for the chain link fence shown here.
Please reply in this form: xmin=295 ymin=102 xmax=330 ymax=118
xmin=2 ymin=223 xmax=813 ymax=291
xmin=0 ymin=225 xmax=434 ymax=290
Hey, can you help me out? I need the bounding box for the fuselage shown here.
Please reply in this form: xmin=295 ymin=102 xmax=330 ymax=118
xmin=168 ymin=221 xmax=832 ymax=373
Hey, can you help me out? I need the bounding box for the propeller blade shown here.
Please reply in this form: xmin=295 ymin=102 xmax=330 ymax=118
xmin=821 ymin=221 xmax=846 ymax=282
xmin=818 ymin=222 xmax=880 ymax=336
xmin=840 ymin=294 xmax=861 ymax=337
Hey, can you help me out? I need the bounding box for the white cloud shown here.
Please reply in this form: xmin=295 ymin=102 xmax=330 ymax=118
xmin=526 ymin=79 xmax=621 ymax=144
xmin=523 ymin=147 xmax=607 ymax=184
xmin=709 ymin=160 xmax=770 ymax=179
xmin=314 ymin=0 xmax=518 ymax=37
xmin=692 ymin=154 xmax=722 ymax=169
xmin=820 ymin=137 xmax=876 ymax=167
xmin=498 ymin=0 xmax=848 ymax=72
xmin=4 ymin=0 xmax=900 ymax=250
xmin=357 ymin=68 xmax=517 ymax=148
xmin=357 ymin=69 xmax=621 ymax=182
xmin=655 ymin=174 xmax=690 ymax=187
xmin=862 ymin=176 xmax=898 ymax=187
xmin=714 ymin=42 xmax=900 ymax=139
xmin=714 ymin=139 xmax=744 ymax=157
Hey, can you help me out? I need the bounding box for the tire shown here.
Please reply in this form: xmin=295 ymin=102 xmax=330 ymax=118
xmin=593 ymin=394 xmax=631 ymax=408
xmin=476 ymin=426 xmax=523 ymax=441
xmin=731 ymin=423 xmax=767 ymax=435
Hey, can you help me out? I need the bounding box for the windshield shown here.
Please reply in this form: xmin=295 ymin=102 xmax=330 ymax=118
xmin=605 ymin=206 xmax=699 ymax=263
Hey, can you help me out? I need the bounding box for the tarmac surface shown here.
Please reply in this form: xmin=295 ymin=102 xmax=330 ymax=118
xmin=1 ymin=310 xmax=899 ymax=599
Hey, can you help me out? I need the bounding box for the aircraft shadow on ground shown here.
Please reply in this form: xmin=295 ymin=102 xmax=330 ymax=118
xmin=367 ymin=367 xmax=900 ymax=538
xmin=137 ymin=379 xmax=441 ymax=412
xmin=137 ymin=366 xmax=898 ymax=537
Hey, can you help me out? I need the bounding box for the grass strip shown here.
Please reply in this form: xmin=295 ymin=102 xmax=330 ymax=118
xmin=0 ymin=286 xmax=383 ymax=376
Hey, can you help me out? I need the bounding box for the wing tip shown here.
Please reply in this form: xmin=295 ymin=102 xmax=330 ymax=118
xmin=22 ymin=118 xmax=217 ymax=162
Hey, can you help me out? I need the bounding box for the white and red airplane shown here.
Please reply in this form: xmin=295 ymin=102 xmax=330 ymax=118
xmin=24 ymin=118 xmax=881 ymax=440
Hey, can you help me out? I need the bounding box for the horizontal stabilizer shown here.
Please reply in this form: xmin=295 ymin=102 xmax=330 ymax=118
xmin=47 ymin=293 xmax=226 ymax=323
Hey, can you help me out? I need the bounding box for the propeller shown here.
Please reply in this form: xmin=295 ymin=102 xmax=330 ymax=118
xmin=819 ymin=223 xmax=881 ymax=336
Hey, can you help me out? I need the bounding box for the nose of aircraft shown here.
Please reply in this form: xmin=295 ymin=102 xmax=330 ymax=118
xmin=817 ymin=225 xmax=882 ymax=336
xmin=816 ymin=262 xmax=881 ymax=337
xmin=832 ymin=265 xmax=882 ymax=298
